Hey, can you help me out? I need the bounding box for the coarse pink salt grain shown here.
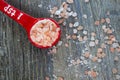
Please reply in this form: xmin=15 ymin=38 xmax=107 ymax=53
xmin=30 ymin=19 xmax=60 ymax=47
xmin=94 ymin=20 xmax=100 ymax=26
xmin=100 ymin=18 xmax=106 ymax=24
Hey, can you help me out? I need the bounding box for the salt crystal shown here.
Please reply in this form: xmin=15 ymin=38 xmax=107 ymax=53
xmin=65 ymin=43 xmax=69 ymax=47
xmin=102 ymin=25 xmax=106 ymax=29
xmin=73 ymin=29 xmax=78 ymax=33
xmin=55 ymin=10 xmax=61 ymax=15
xmin=116 ymin=75 xmax=120 ymax=80
xmin=57 ymin=41 xmax=63 ymax=46
xmin=89 ymin=41 xmax=95 ymax=47
xmin=104 ymin=36 xmax=109 ymax=40
xmin=77 ymin=26 xmax=84 ymax=31
xmin=83 ymin=36 xmax=88 ymax=41
xmin=83 ymin=60 xmax=88 ymax=64
xmin=66 ymin=35 xmax=71 ymax=39
xmin=85 ymin=0 xmax=89 ymax=3
xmin=83 ymin=14 xmax=87 ymax=19
xmin=78 ymin=36 xmax=83 ymax=42
xmin=105 ymin=18 xmax=110 ymax=24
xmin=98 ymin=59 xmax=102 ymax=63
xmin=68 ymin=64 xmax=72 ymax=67
xmin=72 ymin=12 xmax=77 ymax=17
xmin=73 ymin=22 xmax=79 ymax=27
xmin=89 ymin=54 xmax=93 ymax=59
xmin=83 ymin=30 xmax=88 ymax=35
xmin=67 ymin=7 xmax=71 ymax=11
xmin=69 ymin=23 xmax=73 ymax=28
xmin=72 ymin=34 xmax=77 ymax=39
xmin=63 ymin=21 xmax=67 ymax=25
xmin=70 ymin=60 xmax=75 ymax=63
xmin=95 ymin=39 xmax=99 ymax=45
xmin=80 ymin=56 xmax=85 ymax=60
xmin=91 ymin=32 xmax=96 ymax=36
xmin=91 ymin=36 xmax=95 ymax=41
xmin=38 ymin=4 xmax=42 ymax=8
xmin=114 ymin=56 xmax=119 ymax=61
xmin=68 ymin=11 xmax=73 ymax=16
xmin=112 ymin=43 xmax=119 ymax=48
xmin=67 ymin=0 xmax=74 ymax=3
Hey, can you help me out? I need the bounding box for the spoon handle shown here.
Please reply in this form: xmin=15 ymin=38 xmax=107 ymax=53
xmin=0 ymin=0 xmax=37 ymax=31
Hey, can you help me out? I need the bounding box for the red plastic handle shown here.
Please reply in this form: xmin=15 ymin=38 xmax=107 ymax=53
xmin=0 ymin=0 xmax=37 ymax=32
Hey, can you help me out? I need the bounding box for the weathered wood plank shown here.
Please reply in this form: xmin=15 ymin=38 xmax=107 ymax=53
xmin=0 ymin=0 xmax=120 ymax=80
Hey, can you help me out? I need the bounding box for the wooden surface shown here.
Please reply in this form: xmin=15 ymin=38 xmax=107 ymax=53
xmin=0 ymin=0 xmax=120 ymax=80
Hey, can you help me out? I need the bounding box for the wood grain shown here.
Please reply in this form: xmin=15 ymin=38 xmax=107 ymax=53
xmin=0 ymin=0 xmax=120 ymax=80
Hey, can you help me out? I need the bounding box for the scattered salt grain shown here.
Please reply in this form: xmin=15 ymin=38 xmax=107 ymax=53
xmin=94 ymin=20 xmax=100 ymax=26
xmin=38 ymin=4 xmax=42 ymax=8
xmin=95 ymin=39 xmax=99 ymax=45
xmin=55 ymin=10 xmax=61 ymax=15
xmin=78 ymin=36 xmax=83 ymax=42
xmin=101 ymin=43 xmax=106 ymax=48
xmin=97 ymin=48 xmax=103 ymax=53
xmin=83 ymin=60 xmax=88 ymax=64
xmin=58 ymin=19 xmax=65 ymax=24
xmin=73 ymin=29 xmax=78 ymax=33
xmin=85 ymin=0 xmax=89 ymax=3
xmin=105 ymin=18 xmax=110 ymax=24
xmin=84 ymin=52 xmax=90 ymax=58
xmin=100 ymin=18 xmax=106 ymax=24
xmin=106 ymin=11 xmax=110 ymax=15
xmin=112 ymin=43 xmax=119 ymax=48
xmin=102 ymin=25 xmax=106 ymax=30
xmin=76 ymin=59 xmax=81 ymax=64
xmin=92 ymin=56 xmax=98 ymax=62
xmin=98 ymin=59 xmax=102 ymax=63
xmin=83 ymin=36 xmax=88 ymax=41
xmin=72 ymin=12 xmax=77 ymax=17
xmin=68 ymin=11 xmax=73 ymax=16
xmin=89 ymin=54 xmax=93 ymax=59
xmin=91 ymin=36 xmax=95 ymax=41
xmin=58 ymin=41 xmax=63 ymax=46
xmin=116 ymin=75 xmax=120 ymax=80
xmin=72 ymin=34 xmax=77 ymax=40
xmin=80 ymin=56 xmax=85 ymax=60
xmin=57 ymin=76 xmax=64 ymax=80
xmin=63 ymin=21 xmax=67 ymax=26
xmin=114 ymin=56 xmax=119 ymax=62
xmin=83 ymin=30 xmax=88 ymax=35
xmin=112 ymin=68 xmax=118 ymax=74
xmin=67 ymin=0 xmax=74 ymax=3
xmin=83 ymin=14 xmax=87 ymax=19
xmin=67 ymin=7 xmax=71 ymax=11
xmin=77 ymin=26 xmax=83 ymax=31
xmin=66 ymin=35 xmax=71 ymax=39
xmin=65 ymin=43 xmax=69 ymax=47
xmin=73 ymin=22 xmax=79 ymax=27
xmin=69 ymin=23 xmax=73 ymax=28
xmin=91 ymin=32 xmax=96 ymax=37
xmin=89 ymin=41 xmax=95 ymax=47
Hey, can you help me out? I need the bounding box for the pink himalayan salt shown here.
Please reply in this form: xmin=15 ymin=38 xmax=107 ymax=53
xmin=30 ymin=19 xmax=60 ymax=47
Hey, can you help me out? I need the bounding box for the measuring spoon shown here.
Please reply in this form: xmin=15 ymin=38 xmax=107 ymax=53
xmin=0 ymin=0 xmax=61 ymax=48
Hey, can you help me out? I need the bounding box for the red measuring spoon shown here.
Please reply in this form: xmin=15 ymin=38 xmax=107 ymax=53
xmin=0 ymin=0 xmax=61 ymax=48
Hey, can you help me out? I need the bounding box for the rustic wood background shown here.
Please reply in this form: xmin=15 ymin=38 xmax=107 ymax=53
xmin=0 ymin=0 xmax=120 ymax=80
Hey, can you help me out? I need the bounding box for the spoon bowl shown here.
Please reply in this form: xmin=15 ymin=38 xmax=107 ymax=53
xmin=0 ymin=0 xmax=61 ymax=48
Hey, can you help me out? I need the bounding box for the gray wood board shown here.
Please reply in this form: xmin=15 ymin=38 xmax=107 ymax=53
xmin=0 ymin=0 xmax=120 ymax=80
